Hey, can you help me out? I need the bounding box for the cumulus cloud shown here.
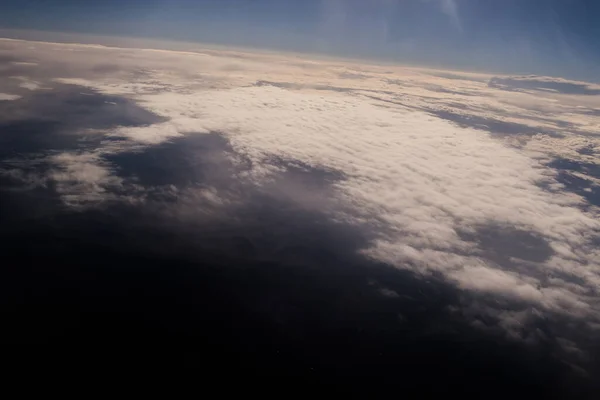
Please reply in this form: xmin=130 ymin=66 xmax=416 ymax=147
xmin=49 ymin=152 xmax=124 ymax=206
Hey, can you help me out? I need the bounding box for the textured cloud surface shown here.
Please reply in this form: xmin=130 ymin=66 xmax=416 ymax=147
xmin=126 ymin=85 xmax=600 ymax=336
xmin=1 ymin=36 xmax=600 ymax=386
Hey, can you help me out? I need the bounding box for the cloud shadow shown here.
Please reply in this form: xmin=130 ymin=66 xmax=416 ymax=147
xmin=427 ymin=109 xmax=565 ymax=138
xmin=0 ymin=83 xmax=167 ymax=158
xmin=546 ymin=158 xmax=600 ymax=207
xmin=489 ymin=77 xmax=600 ymax=96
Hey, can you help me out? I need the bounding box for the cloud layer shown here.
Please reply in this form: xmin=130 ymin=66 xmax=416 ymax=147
xmin=1 ymin=36 xmax=600 ymax=381
xmin=123 ymin=84 xmax=600 ymax=326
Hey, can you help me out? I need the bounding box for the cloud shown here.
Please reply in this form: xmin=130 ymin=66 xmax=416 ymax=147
xmin=10 ymin=61 xmax=38 ymax=66
xmin=18 ymin=39 xmax=596 ymax=333
xmin=82 ymin=83 xmax=596 ymax=329
xmin=2 ymin=37 xmax=600 ymax=374
xmin=10 ymin=76 xmax=41 ymax=90
xmin=49 ymin=152 xmax=124 ymax=206
xmin=440 ymin=0 xmax=462 ymax=32
xmin=0 ymin=93 xmax=20 ymax=100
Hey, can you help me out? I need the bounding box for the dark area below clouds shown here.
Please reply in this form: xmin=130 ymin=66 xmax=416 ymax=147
xmin=2 ymin=133 xmax=593 ymax=397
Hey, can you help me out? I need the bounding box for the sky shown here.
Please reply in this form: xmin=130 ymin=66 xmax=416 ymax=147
xmin=1 ymin=1 xmax=599 ymax=80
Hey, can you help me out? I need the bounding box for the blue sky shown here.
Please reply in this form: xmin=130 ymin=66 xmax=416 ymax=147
xmin=1 ymin=0 xmax=599 ymax=80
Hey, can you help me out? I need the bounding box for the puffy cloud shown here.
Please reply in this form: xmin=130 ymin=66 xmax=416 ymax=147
xmin=49 ymin=152 xmax=124 ymax=206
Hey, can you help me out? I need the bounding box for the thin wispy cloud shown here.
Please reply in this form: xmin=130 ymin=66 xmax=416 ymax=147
xmin=440 ymin=0 xmax=462 ymax=31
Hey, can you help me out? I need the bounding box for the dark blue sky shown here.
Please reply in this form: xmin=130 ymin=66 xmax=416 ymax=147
xmin=1 ymin=0 xmax=599 ymax=79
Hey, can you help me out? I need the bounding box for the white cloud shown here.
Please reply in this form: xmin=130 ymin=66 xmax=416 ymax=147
xmin=49 ymin=152 xmax=124 ymax=206
xmin=19 ymin=81 xmax=40 ymax=91
xmin=0 ymin=93 xmax=21 ymax=101
xmin=10 ymin=61 xmax=38 ymax=66
xmin=10 ymin=76 xmax=42 ymax=90
xmin=109 ymin=122 xmax=183 ymax=145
